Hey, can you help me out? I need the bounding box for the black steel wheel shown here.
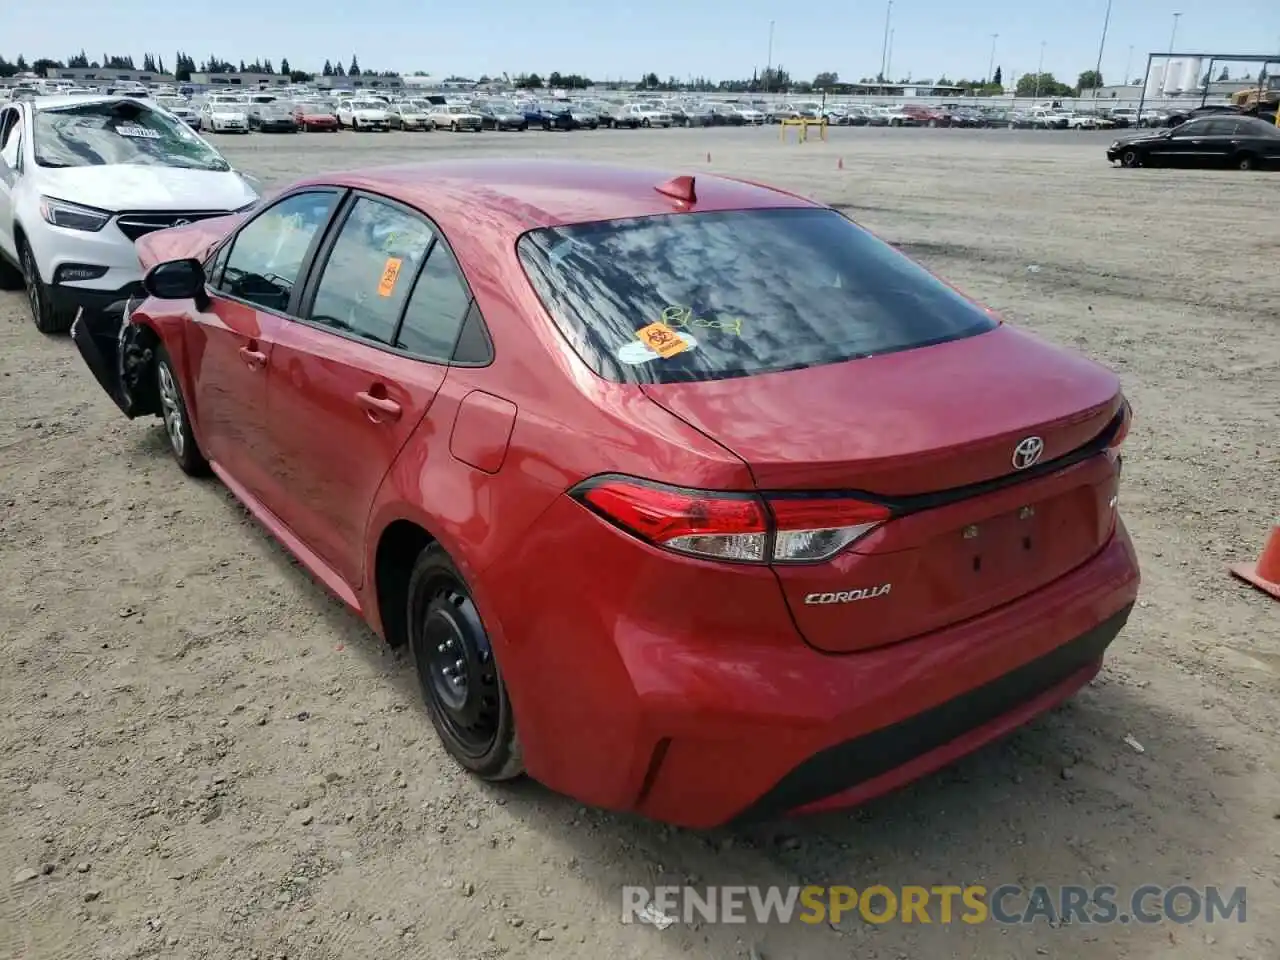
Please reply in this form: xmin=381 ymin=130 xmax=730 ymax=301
xmin=407 ymin=545 xmax=522 ymax=779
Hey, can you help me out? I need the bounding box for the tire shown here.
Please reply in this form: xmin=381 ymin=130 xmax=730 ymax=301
xmin=407 ymin=544 xmax=523 ymax=781
xmin=641 ymin=118 xmax=650 ymax=127
xmin=1121 ymin=149 xmax=1141 ymax=168
xmin=154 ymin=345 xmax=209 ymax=476
xmin=0 ymin=251 xmax=22 ymax=291
xmin=21 ymin=240 xmax=74 ymax=334
xmin=1237 ymin=153 xmax=1256 ymax=171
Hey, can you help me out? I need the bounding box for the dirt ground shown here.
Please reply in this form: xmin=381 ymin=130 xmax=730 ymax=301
xmin=1 ymin=127 xmax=1277 ymax=960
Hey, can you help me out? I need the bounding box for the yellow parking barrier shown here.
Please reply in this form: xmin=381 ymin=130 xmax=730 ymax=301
xmin=780 ymin=117 xmax=829 ymax=143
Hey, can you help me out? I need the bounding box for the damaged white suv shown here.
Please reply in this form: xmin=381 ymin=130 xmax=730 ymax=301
xmin=0 ymin=95 xmax=258 ymax=333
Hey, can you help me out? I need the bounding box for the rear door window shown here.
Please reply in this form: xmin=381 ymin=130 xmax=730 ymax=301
xmin=518 ymin=207 xmax=998 ymax=384
xmin=396 ymin=240 xmax=473 ymax=361
xmin=306 ymin=196 xmax=434 ymax=345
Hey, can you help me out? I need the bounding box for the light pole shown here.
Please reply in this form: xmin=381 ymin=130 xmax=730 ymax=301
xmin=1168 ymin=12 xmax=1181 ymax=54
xmin=1033 ymin=40 xmax=1045 ymax=102
xmin=887 ymin=29 xmax=895 ymax=81
xmin=765 ymin=20 xmax=774 ymax=92
xmin=1090 ymin=0 xmax=1112 ymax=102
xmin=987 ymin=33 xmax=998 ymax=85
xmin=879 ymin=0 xmax=893 ymax=82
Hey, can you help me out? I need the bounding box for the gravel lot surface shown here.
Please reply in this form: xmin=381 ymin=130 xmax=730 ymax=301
xmin=1 ymin=126 xmax=1277 ymax=960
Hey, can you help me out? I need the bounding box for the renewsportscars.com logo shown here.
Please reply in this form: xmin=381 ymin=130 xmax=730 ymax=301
xmin=621 ymin=884 xmax=1248 ymax=927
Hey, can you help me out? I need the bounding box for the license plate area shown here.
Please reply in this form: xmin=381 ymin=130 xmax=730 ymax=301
xmin=963 ymin=504 xmax=1045 ymax=580
xmin=954 ymin=485 xmax=1099 ymax=603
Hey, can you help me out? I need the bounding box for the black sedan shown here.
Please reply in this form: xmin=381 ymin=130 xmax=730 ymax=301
xmin=1107 ymin=115 xmax=1280 ymax=170
xmin=254 ymin=102 xmax=299 ymax=133
xmin=527 ymin=104 xmax=576 ymax=131
xmin=473 ymin=103 xmax=527 ymax=131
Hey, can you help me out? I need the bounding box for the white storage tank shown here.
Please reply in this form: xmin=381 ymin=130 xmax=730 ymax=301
xmin=1164 ymin=57 xmax=1202 ymax=93
xmin=1145 ymin=62 xmax=1167 ymax=99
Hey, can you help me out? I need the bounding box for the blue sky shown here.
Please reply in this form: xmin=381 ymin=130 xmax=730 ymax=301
xmin=5 ymin=1 xmax=1279 ymax=85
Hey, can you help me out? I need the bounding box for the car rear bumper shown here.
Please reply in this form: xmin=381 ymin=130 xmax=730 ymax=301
xmin=478 ymin=495 xmax=1140 ymax=828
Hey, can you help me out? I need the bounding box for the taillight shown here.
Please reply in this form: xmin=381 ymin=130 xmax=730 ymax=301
xmin=572 ymin=476 xmax=891 ymax=564
xmin=768 ymin=496 xmax=893 ymax=562
xmin=1108 ymin=397 xmax=1132 ymax=451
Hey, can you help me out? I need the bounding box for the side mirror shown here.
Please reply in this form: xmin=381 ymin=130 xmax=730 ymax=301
xmin=144 ymin=258 xmax=209 ymax=308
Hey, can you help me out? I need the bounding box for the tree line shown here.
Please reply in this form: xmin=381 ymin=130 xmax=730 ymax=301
xmin=0 ymin=51 xmax=394 ymax=83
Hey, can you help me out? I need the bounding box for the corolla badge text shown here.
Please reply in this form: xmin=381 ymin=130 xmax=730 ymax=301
xmin=803 ymin=584 xmax=892 ymax=605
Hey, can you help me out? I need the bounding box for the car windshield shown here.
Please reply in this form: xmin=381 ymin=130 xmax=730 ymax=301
xmin=350 ymin=100 xmax=381 ymax=110
xmin=264 ymin=103 xmax=293 ymax=116
xmin=34 ymin=100 xmax=230 ymax=171
xmin=519 ymin=208 xmax=998 ymax=385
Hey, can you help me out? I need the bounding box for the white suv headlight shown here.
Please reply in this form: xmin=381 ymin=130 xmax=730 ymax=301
xmin=39 ymin=196 xmax=112 ymax=232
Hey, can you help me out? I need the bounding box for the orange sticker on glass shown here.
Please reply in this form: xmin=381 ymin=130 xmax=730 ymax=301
xmin=635 ymin=321 xmax=689 ymax=358
xmin=377 ymin=257 xmax=403 ymax=297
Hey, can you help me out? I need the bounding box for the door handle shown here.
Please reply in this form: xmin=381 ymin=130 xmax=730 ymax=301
xmin=356 ymin=390 xmax=402 ymax=421
xmin=239 ymin=345 xmax=267 ymax=368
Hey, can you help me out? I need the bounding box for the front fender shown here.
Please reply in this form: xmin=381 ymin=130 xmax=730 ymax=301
xmin=70 ymin=299 xmax=161 ymax=419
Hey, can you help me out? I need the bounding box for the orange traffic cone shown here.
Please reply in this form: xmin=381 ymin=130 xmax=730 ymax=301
xmin=1229 ymin=525 xmax=1280 ymax=600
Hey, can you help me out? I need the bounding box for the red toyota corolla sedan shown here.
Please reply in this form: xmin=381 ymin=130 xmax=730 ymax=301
xmin=71 ymin=160 xmax=1139 ymax=827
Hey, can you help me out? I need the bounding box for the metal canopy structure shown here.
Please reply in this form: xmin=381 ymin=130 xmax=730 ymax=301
xmin=1137 ymin=51 xmax=1280 ymax=122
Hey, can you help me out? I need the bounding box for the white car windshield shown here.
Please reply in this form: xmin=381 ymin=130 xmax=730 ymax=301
xmin=350 ymin=101 xmax=382 ymax=110
xmin=35 ymin=100 xmax=230 ymax=171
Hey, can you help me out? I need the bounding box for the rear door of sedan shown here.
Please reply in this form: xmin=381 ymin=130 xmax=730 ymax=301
xmin=265 ymin=191 xmax=474 ymax=589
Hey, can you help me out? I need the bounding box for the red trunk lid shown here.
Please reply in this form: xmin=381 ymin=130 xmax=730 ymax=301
xmin=642 ymin=326 xmax=1124 ymax=653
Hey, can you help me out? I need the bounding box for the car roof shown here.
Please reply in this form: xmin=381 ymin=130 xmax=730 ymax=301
xmin=295 ymin=160 xmax=818 ymax=236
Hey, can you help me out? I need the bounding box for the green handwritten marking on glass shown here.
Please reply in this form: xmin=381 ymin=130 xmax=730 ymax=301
xmin=661 ymin=305 xmax=743 ymax=336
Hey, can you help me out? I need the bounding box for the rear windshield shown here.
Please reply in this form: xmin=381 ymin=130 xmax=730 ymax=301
xmin=517 ymin=207 xmax=998 ymax=384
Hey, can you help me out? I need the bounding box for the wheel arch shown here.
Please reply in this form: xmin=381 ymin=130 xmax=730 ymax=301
xmin=372 ymin=518 xmax=438 ymax=648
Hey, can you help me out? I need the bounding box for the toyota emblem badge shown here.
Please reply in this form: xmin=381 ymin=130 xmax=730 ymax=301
xmin=1012 ymin=436 xmax=1045 ymax=470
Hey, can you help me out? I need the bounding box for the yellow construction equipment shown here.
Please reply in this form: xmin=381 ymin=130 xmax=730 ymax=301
xmin=779 ymin=117 xmax=829 ymax=142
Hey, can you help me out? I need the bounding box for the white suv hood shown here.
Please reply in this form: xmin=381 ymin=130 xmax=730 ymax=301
xmin=38 ymin=165 xmax=257 ymax=213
